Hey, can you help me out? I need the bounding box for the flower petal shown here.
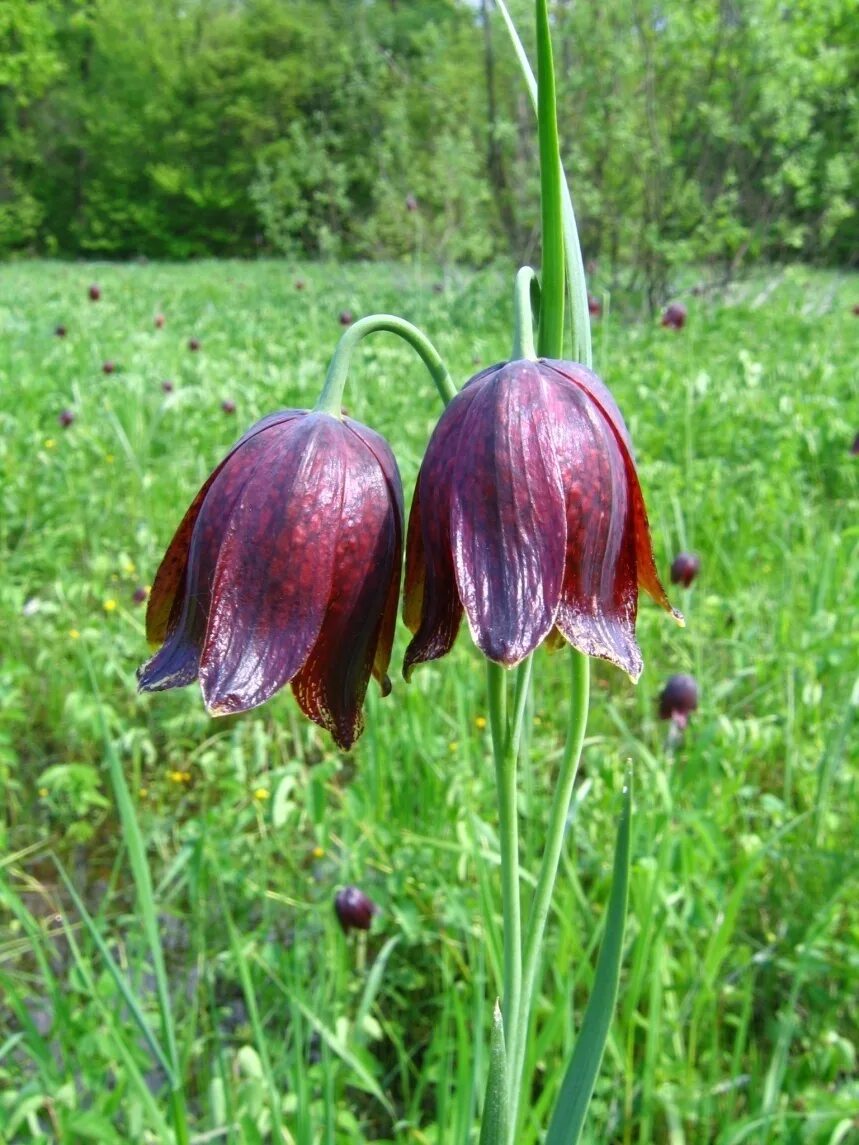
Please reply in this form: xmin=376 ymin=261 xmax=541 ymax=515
xmin=402 ymin=381 xmax=486 ymax=677
xmin=451 ymin=361 xmax=567 ymax=665
xmin=291 ymin=443 xmax=401 ymax=749
xmin=548 ymin=380 xmax=642 ymax=678
xmin=199 ymin=414 xmax=351 ymax=715
xmin=138 ymin=427 xmax=276 ymax=692
xmin=544 ymin=359 xmax=680 ymax=620
xmin=145 ymin=410 xmax=303 ymax=645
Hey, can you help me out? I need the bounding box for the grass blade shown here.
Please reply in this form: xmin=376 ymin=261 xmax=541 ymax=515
xmin=544 ymin=770 xmax=632 ymax=1145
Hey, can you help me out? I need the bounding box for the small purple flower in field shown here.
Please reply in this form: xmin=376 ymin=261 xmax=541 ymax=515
xmin=403 ymin=359 xmax=681 ymax=680
xmin=339 ymin=310 xmax=354 ymax=326
xmin=852 ymin=432 xmax=859 ymax=456
xmin=587 ymin=294 xmax=602 ymax=317
xmin=88 ymin=284 xmax=101 ymax=301
xmin=221 ymin=399 xmax=236 ymax=415
xmin=55 ymin=324 xmax=67 ymax=338
xmin=154 ymin=313 xmax=165 ymax=328
xmin=132 ymin=586 xmax=149 ymax=605
xmin=670 ymin=552 xmax=701 ymax=587
xmin=432 ymin=282 xmax=445 ymax=294
xmin=334 ymin=886 xmax=379 ymax=932
xmin=661 ymin=302 xmax=687 ymax=330
xmin=102 ymin=360 xmax=116 ymax=375
xmin=161 ymin=379 xmax=175 ymax=393
xmin=658 ymin=674 xmax=698 ymax=729
xmin=294 ymin=278 xmax=306 ymax=291
xmin=138 ymin=409 xmax=403 ymax=749
xmin=852 ymin=304 xmax=859 ymax=316
xmin=405 ymin=194 xmax=419 ymax=213
xmin=58 ymin=409 xmax=75 ymax=428
xmin=188 ymin=337 xmax=201 ymax=352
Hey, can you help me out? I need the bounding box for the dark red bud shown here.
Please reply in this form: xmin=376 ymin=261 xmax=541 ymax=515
xmin=154 ymin=313 xmax=165 ymax=328
xmin=188 ymin=338 xmax=201 ymax=351
xmin=55 ymin=324 xmax=67 ymax=338
xmin=88 ymin=284 xmax=101 ymax=301
xmin=132 ymin=586 xmax=149 ymax=604
xmin=405 ymin=194 xmax=418 ymax=212
xmin=221 ymin=399 xmax=236 ymax=415
xmin=851 ymin=432 xmax=859 ymax=456
xmin=588 ymin=294 xmax=602 ymax=317
xmin=658 ymin=674 xmax=699 ymax=728
xmin=585 ymin=259 xmax=598 ymax=275
xmin=161 ymin=379 xmax=174 ymax=393
xmin=661 ymin=302 xmax=687 ymax=329
xmin=852 ymin=304 xmax=859 ymax=316
xmin=670 ymin=552 xmax=700 ymax=587
xmin=58 ymin=409 xmax=75 ymax=428
xmin=102 ymin=361 xmax=116 ymax=375
xmin=334 ymin=886 xmax=379 ymax=932
xmin=339 ymin=311 xmax=354 ymax=326
xmin=295 ymin=279 xmax=306 ymax=291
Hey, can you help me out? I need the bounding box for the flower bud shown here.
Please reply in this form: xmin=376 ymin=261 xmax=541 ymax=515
xmin=658 ymin=674 xmax=699 ymax=728
xmin=58 ymin=409 xmax=75 ymax=428
xmin=88 ymin=284 xmax=101 ymax=301
xmin=670 ymin=552 xmax=700 ymax=587
xmin=661 ymin=302 xmax=687 ymax=330
xmin=334 ymin=886 xmax=378 ymax=932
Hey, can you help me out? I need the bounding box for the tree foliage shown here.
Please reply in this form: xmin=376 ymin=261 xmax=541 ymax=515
xmin=1 ymin=0 xmax=856 ymax=290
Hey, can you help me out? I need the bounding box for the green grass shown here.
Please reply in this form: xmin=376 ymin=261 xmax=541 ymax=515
xmin=0 ymin=259 xmax=857 ymax=1143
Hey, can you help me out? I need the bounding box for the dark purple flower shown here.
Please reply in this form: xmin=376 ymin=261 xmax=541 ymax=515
xmin=132 ymin=586 xmax=149 ymax=605
xmin=670 ymin=552 xmax=700 ymax=587
xmin=88 ymin=284 xmax=101 ymax=301
xmin=852 ymin=304 xmax=859 ymax=317
xmin=102 ymin=360 xmax=116 ymax=375
xmin=221 ymin=399 xmax=236 ymax=415
xmin=403 ymin=359 xmax=680 ymax=680
xmin=295 ymin=278 xmax=306 ymax=291
xmin=405 ymin=194 xmax=419 ymax=213
xmin=339 ymin=310 xmax=354 ymax=327
xmin=661 ymin=302 xmax=687 ymax=329
xmin=55 ymin=324 xmax=67 ymax=338
xmin=588 ymin=294 xmax=602 ymax=317
xmin=658 ymin=674 xmax=698 ymax=728
xmin=138 ymin=410 xmax=403 ymax=749
xmin=58 ymin=409 xmax=75 ymax=428
xmin=188 ymin=338 xmax=201 ymax=352
xmin=334 ymin=886 xmax=379 ymax=932
xmin=162 ymin=379 xmax=175 ymax=393
xmin=851 ymin=432 xmax=859 ymax=456
xmin=154 ymin=313 xmax=165 ymax=328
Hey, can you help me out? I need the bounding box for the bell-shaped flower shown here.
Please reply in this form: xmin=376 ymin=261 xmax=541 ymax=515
xmin=403 ymin=359 xmax=680 ymax=681
xmin=138 ymin=410 xmax=403 ymax=750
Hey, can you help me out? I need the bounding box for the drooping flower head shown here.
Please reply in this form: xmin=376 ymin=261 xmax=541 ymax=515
xmin=658 ymin=674 xmax=699 ymax=728
xmin=334 ymin=886 xmax=379 ymax=932
xmin=138 ymin=410 xmax=403 ymax=750
xmin=403 ymin=358 xmax=680 ymax=681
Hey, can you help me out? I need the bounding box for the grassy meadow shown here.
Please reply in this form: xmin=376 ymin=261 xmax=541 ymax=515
xmin=0 ymin=259 xmax=857 ymax=1143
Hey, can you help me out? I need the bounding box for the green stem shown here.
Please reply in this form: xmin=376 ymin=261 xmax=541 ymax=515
xmin=316 ymin=314 xmax=456 ymax=415
xmin=536 ymin=0 xmax=565 ymax=360
xmin=512 ymin=267 xmax=538 ymax=361
xmin=508 ymin=649 xmax=590 ymax=1134
xmin=486 ymin=662 xmax=522 ymax=1110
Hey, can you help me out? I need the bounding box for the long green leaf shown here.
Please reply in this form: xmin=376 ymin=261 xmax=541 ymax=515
xmin=544 ymin=771 xmax=632 ymax=1145
xmin=496 ymin=0 xmax=593 ymax=367
xmin=535 ymin=0 xmax=564 ymax=359
xmin=478 ymin=1000 xmax=509 ymax=1145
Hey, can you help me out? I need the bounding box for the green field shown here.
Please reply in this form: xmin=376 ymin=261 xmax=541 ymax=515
xmin=1 ymin=260 xmax=857 ymax=1143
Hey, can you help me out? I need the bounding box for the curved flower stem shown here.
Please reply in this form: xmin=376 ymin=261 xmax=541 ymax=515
xmin=512 ymin=267 xmax=538 ymax=361
xmin=508 ymin=648 xmax=590 ymax=1135
xmin=316 ymin=314 xmax=456 ymax=415
xmin=486 ymin=661 xmax=522 ymax=1105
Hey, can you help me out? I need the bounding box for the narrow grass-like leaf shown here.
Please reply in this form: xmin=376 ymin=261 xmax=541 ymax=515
xmin=353 ymin=935 xmax=400 ymax=1047
xmin=51 ymin=855 xmax=174 ymax=1082
xmin=496 ymin=0 xmax=592 ymax=366
xmin=535 ymin=0 xmax=565 ymax=359
xmin=544 ymin=771 xmax=632 ymax=1145
xmin=478 ymin=1000 xmax=509 ymax=1145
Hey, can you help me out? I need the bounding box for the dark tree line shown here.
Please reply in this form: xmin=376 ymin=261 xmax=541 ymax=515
xmin=2 ymin=0 xmax=856 ymax=294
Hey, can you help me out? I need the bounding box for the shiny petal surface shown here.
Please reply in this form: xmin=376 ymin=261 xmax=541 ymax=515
xmin=138 ymin=427 xmax=276 ymax=692
xmin=291 ymin=431 xmax=401 ymax=748
xmin=544 ymin=359 xmax=679 ymax=619
xmin=199 ymin=414 xmax=352 ymax=714
xmin=145 ymin=410 xmax=303 ymax=645
xmin=549 ymin=380 xmax=643 ymax=678
xmin=402 ymin=380 xmax=486 ymax=677
xmin=451 ymin=361 xmax=567 ymax=665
